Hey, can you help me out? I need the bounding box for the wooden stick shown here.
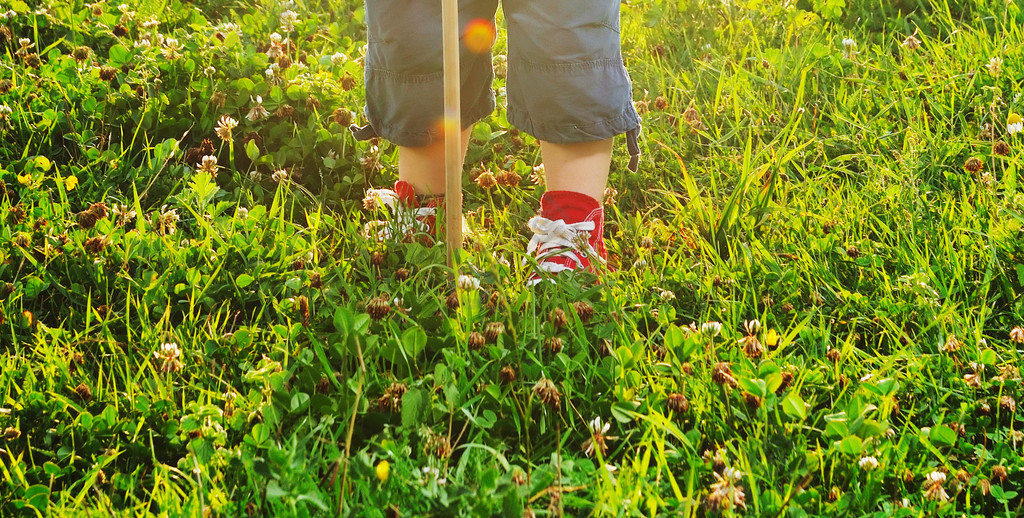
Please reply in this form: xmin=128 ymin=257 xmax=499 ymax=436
xmin=441 ymin=0 xmax=462 ymax=266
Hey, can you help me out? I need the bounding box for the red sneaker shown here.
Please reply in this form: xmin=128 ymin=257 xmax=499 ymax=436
xmin=363 ymin=180 xmax=441 ymax=242
xmin=526 ymin=190 xmax=606 ymax=285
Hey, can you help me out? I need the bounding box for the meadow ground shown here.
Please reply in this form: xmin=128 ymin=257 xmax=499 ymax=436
xmin=2 ymin=0 xmax=1024 ymax=516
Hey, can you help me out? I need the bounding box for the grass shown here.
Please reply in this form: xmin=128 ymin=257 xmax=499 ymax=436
xmin=2 ymin=0 xmax=1024 ymax=516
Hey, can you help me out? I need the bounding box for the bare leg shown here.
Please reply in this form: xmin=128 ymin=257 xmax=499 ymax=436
xmin=539 ymin=139 xmax=613 ymax=202
xmin=398 ymin=128 xmax=473 ymax=196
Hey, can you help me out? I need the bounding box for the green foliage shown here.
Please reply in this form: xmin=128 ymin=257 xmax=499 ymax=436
xmin=2 ymin=0 xmax=1024 ymax=516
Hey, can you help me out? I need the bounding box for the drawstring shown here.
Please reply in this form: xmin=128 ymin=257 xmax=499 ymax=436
xmin=349 ymin=123 xmax=379 ymax=141
xmin=626 ymin=124 xmax=641 ymax=173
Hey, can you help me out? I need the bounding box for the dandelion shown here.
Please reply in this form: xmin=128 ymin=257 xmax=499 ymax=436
xmin=858 ymin=456 xmax=879 ymax=471
xmin=986 ymin=56 xmax=1003 ymax=76
xmin=581 ymin=416 xmax=616 ymax=457
xmin=280 ymin=10 xmax=299 ymax=32
xmin=215 ymin=115 xmax=237 ymax=142
xmin=1008 ymin=113 xmax=1023 ymax=135
xmin=246 ymin=95 xmax=270 ymax=122
xmin=922 ymin=471 xmax=949 ymax=502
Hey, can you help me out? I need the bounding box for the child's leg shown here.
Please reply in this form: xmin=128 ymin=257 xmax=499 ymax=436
xmin=539 ymin=139 xmax=613 ymax=203
xmin=504 ymin=0 xmax=641 ymax=280
xmin=362 ymin=0 xmax=498 ymax=194
xmin=398 ymin=127 xmax=473 ymax=197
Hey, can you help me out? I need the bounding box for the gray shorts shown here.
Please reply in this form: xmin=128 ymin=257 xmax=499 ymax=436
xmin=359 ymin=0 xmax=641 ymax=169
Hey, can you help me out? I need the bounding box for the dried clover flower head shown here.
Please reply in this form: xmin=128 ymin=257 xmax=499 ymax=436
xmin=667 ymin=392 xmax=689 ymax=413
xmin=1010 ymin=326 xmax=1024 ymax=344
xmin=549 ymin=308 xmax=568 ymax=329
xmin=712 ymin=362 xmax=737 ymax=388
xmin=572 ymin=301 xmax=594 ymax=323
xmin=467 ymin=332 xmax=486 ymax=351
xmin=532 ymin=377 xmax=560 ymax=409
xmin=484 ymin=321 xmax=505 ymax=343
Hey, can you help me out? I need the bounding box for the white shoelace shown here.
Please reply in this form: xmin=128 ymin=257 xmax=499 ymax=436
xmin=525 ymin=215 xmax=600 ymax=276
xmin=363 ymin=188 xmax=436 ymax=241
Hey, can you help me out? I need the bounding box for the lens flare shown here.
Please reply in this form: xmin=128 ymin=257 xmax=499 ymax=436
xmin=463 ymin=18 xmax=495 ymax=54
xmin=433 ymin=116 xmax=460 ymax=137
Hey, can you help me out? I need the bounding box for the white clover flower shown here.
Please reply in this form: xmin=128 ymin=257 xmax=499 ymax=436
xmin=923 ymin=471 xmax=949 ymax=501
xmin=154 ymin=342 xmax=183 ymax=372
xmin=842 ymin=38 xmax=857 ymax=59
xmin=987 ymin=56 xmax=1003 ymax=76
xmin=271 ymin=169 xmax=289 ymax=182
xmin=330 ymin=52 xmax=347 ymax=65
xmin=700 ymin=321 xmax=722 ymax=337
xmin=246 ymin=95 xmax=270 ymax=121
xmin=280 ymin=10 xmax=298 ymax=32
xmin=198 ymin=155 xmax=219 ymax=174
xmin=161 ymin=37 xmax=182 ymax=59
xmin=456 ymin=275 xmax=480 ymax=291
xmin=743 ymin=319 xmax=760 ymax=335
xmin=203 ymin=66 xmax=216 ymax=77
xmin=236 ymin=207 xmax=249 ymax=219
xmin=141 ymin=17 xmax=159 ymax=29
xmin=858 ymin=456 xmax=879 ymax=471
xmin=2 ymin=9 xmax=16 ymax=20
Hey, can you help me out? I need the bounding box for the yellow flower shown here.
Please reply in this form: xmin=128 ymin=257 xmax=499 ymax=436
xmin=375 ymin=460 xmax=390 ymax=482
xmin=64 ymin=175 xmax=79 ymax=191
xmin=764 ymin=329 xmax=779 ymax=348
xmin=1008 ymin=113 xmax=1023 ymax=135
xmin=17 ymin=173 xmax=32 ymax=185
